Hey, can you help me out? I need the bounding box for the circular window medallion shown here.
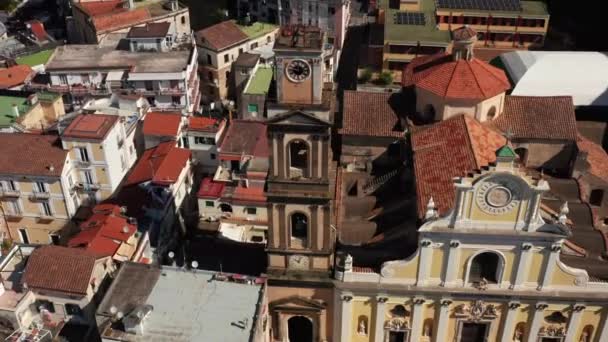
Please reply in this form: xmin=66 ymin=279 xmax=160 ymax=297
xmin=476 ymin=178 xmax=521 ymax=215
xmin=286 ymin=59 xmax=311 ymax=83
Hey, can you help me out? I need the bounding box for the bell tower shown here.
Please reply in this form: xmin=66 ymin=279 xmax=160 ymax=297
xmin=265 ymin=26 xmax=335 ymax=275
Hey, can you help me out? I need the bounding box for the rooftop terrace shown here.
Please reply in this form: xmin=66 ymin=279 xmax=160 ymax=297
xmin=383 ymin=0 xmax=450 ymax=45
xmin=0 ymin=95 xmax=32 ymax=127
xmin=15 ymin=49 xmax=55 ymax=67
xmin=237 ymin=21 xmax=278 ymax=39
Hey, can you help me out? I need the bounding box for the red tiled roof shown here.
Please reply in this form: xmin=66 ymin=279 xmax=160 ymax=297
xmin=220 ymin=120 xmax=268 ymax=157
xmin=452 ymin=25 xmax=477 ymax=41
xmin=68 ymin=204 xmax=137 ymax=258
xmin=402 ymin=53 xmax=510 ymax=100
xmin=196 ymin=20 xmax=249 ymax=51
xmin=26 ymin=20 xmax=48 ymax=42
xmin=339 ymin=90 xmax=403 ymax=138
xmin=92 ymin=7 xmax=151 ymax=32
xmin=411 ymin=115 xmax=505 ymax=218
xmin=125 ymin=141 xmax=190 ymax=186
xmin=577 ymin=135 xmax=608 ymax=184
xmin=77 ymin=0 xmax=125 ymax=16
xmin=62 ymin=114 xmax=118 ymax=140
xmin=493 ymin=96 xmax=578 ymax=141
xmin=228 ymin=184 xmax=266 ymax=203
xmin=127 ymin=22 xmax=170 ymax=38
xmin=143 ymin=112 xmax=182 ymax=137
xmin=0 ymin=65 xmax=34 ymax=89
xmin=23 ymin=246 xmax=101 ymax=295
xmin=197 ymin=177 xmax=225 ymax=198
xmin=189 ymin=116 xmax=219 ymax=132
xmin=0 ymin=133 xmax=67 ymax=177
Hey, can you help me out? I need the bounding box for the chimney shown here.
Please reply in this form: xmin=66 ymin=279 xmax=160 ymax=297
xmin=11 ymin=104 xmax=19 ymax=117
xmin=171 ymin=0 xmax=178 ymax=11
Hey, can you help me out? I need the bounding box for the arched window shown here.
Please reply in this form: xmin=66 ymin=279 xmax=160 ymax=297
xmin=513 ymin=322 xmax=525 ymax=341
xmin=389 ymin=305 xmax=409 ymax=318
xmin=486 ymin=106 xmax=497 ymax=120
xmin=288 ymin=316 xmax=313 ymax=342
xmin=422 ymin=104 xmax=436 ymax=122
xmin=422 ymin=318 xmax=433 ymax=337
xmin=219 ymin=203 xmax=233 ymax=213
xmin=289 ymin=140 xmax=309 ymax=178
xmin=580 ymin=325 xmax=594 ymax=342
xmin=590 ymin=189 xmax=604 ymax=206
xmin=514 ymin=147 xmax=528 ymax=165
xmin=290 ymin=213 xmax=308 ymax=247
xmin=468 ymin=252 xmax=501 ymax=284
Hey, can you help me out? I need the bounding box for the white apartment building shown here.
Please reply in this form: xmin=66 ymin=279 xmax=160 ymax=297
xmin=40 ymin=39 xmax=200 ymax=115
xmin=185 ymin=116 xmax=224 ymax=173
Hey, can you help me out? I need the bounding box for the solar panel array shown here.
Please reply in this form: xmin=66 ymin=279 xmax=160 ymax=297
xmin=394 ymin=12 xmax=426 ymax=26
xmin=435 ymin=0 xmax=522 ymax=11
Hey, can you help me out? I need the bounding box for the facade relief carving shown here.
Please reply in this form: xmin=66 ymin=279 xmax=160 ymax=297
xmin=454 ymin=300 xmax=498 ymax=321
xmin=538 ymin=325 xmax=567 ymax=337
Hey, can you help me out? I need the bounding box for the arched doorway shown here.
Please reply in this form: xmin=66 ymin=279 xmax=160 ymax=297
xmin=289 ymin=140 xmax=309 ymax=178
xmin=288 ymin=316 xmax=313 ymax=342
xmin=590 ymin=189 xmax=604 ymax=206
xmin=514 ymin=148 xmax=528 ymax=165
xmin=468 ymin=252 xmax=501 ymax=284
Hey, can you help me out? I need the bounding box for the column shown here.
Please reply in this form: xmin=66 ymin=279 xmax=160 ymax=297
xmin=318 ymin=311 xmax=327 ymax=342
xmin=499 ymin=302 xmax=520 ymax=342
xmin=512 ymin=243 xmax=532 ymax=289
xmin=339 ymin=293 xmax=353 ymax=341
xmin=416 ymin=239 xmax=432 ymax=286
xmin=540 ymin=244 xmax=561 ymax=290
xmin=277 ymin=133 xmax=285 ymax=178
xmin=434 ymin=299 xmax=451 ymax=342
xmin=410 ymin=298 xmax=425 ymax=340
xmin=564 ymin=304 xmax=586 ymax=341
xmin=526 ymin=303 xmax=547 ymax=342
xmin=597 ymin=309 xmax=608 ymax=342
xmin=373 ymin=296 xmax=388 ymax=342
xmin=443 ymin=240 xmax=461 ymax=286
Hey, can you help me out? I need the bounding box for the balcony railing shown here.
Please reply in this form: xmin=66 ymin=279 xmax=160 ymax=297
xmin=74 ymin=182 xmax=101 ymax=192
xmin=29 ymin=191 xmax=51 ymax=201
xmin=0 ymin=189 xmax=21 ymax=198
xmin=36 ymin=215 xmax=54 ymax=223
xmin=75 ymin=160 xmax=91 ymax=168
xmin=4 ymin=211 xmax=23 ymax=221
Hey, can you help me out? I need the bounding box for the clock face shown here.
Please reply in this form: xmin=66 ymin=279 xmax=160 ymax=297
xmin=475 ymin=177 xmax=523 ymax=215
xmin=288 ymin=254 xmax=310 ymax=270
xmin=286 ymin=59 xmax=311 ymax=82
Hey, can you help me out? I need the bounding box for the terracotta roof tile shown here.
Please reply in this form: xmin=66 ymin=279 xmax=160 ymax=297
xmin=143 ymin=112 xmax=182 ymax=137
xmin=62 ymin=114 xmax=118 ymax=140
xmin=0 ymin=133 xmax=67 ymax=177
xmin=220 ymin=120 xmax=268 ymax=157
xmin=0 ymin=65 xmax=34 ymax=89
xmin=125 ymin=141 xmax=190 ymax=186
xmin=26 ymin=20 xmax=48 ymax=42
xmin=127 ymin=22 xmax=170 ymax=38
xmin=68 ymin=204 xmax=137 ymax=258
xmin=196 ymin=21 xmax=249 ymax=51
xmin=227 ymin=184 xmax=266 ymax=203
xmin=452 ymin=25 xmax=477 ymax=41
xmin=92 ymin=7 xmax=151 ymax=32
xmin=77 ymin=0 xmax=125 ymax=16
xmin=411 ymin=115 xmax=505 ymax=218
xmin=402 ymin=53 xmax=510 ymax=100
xmin=577 ymin=135 xmax=608 ymax=183
xmin=339 ymin=90 xmax=403 ymax=138
xmin=197 ymin=177 xmax=225 ymax=198
xmin=189 ymin=116 xmax=219 ymax=132
xmin=23 ymin=246 xmax=101 ymax=295
xmin=493 ymin=96 xmax=578 ymax=141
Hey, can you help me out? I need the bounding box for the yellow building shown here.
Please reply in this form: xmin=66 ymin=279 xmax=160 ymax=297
xmin=334 ymin=148 xmax=608 ymax=342
xmin=0 ymin=133 xmax=76 ymax=244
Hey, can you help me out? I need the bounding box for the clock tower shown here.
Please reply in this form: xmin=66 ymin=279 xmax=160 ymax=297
xmin=264 ymin=25 xmax=336 ymax=342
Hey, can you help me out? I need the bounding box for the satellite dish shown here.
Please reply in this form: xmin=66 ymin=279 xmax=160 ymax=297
xmin=191 ymin=261 xmax=199 ymax=269
xmin=168 ymin=251 xmax=175 ymax=259
xmin=117 ymin=312 xmax=124 ymax=319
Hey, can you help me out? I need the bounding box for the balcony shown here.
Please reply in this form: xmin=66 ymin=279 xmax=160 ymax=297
xmin=4 ymin=212 xmax=23 ymax=222
xmin=74 ymin=182 xmax=101 ymax=192
xmin=159 ymin=87 xmax=186 ymax=96
xmin=0 ymin=189 xmax=21 ymax=198
xmin=36 ymin=215 xmax=54 ymax=223
xmin=29 ymin=191 xmax=51 ymax=201
xmin=75 ymin=160 xmax=91 ymax=168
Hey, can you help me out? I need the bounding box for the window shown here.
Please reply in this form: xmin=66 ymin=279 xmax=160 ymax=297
xmin=35 ymin=181 xmax=46 ymax=193
xmin=9 ymin=201 xmax=21 ymax=215
xmin=223 ymin=54 xmax=229 ymax=63
xmin=41 ymin=201 xmax=52 ymax=216
xmin=246 ymin=207 xmax=257 ymax=215
xmin=220 ymin=203 xmax=233 ymax=213
xmin=120 ymin=155 xmax=126 ymax=171
xmin=486 ymin=106 xmax=497 ymax=120
xmin=83 ymin=170 xmax=94 ymax=184
xmin=329 ymin=7 xmax=335 ymax=15
xmin=205 ymin=200 xmax=214 ymax=207
xmin=147 ymin=96 xmax=156 ymax=105
xmin=81 ymin=74 xmax=90 ymax=83
xmin=210 ymin=153 xmax=216 ymax=160
xmin=145 ymin=81 xmax=154 ymax=91
xmin=132 ymin=41 xmax=138 ymax=50
xmin=207 ymin=54 xmax=212 ymax=65
xmin=8 ymin=180 xmax=17 ymax=191
xmin=238 ymin=48 xmax=243 ymax=55
xmin=290 ymin=212 xmax=308 ymax=246
xmin=250 ymin=42 xmax=258 ymax=49
xmin=172 ymin=96 xmax=181 ymax=105
xmin=65 ymin=304 xmax=83 ymax=316
xmin=77 ymin=147 xmax=89 ymax=162
xmin=247 ymin=104 xmax=258 ymax=113
xmin=181 ymin=16 xmax=186 ymax=25
xmin=18 ymin=228 xmax=29 ymax=244
xmin=50 ymin=234 xmax=60 ymax=245
xmin=35 ymin=299 xmax=55 ymax=313
xmin=468 ymin=252 xmax=501 ymax=284
xmin=59 ymin=75 xmax=68 ymax=84
xmin=590 ymin=189 xmax=604 ymax=206
xmin=289 ymin=140 xmax=309 ymax=178
xmin=129 ymin=145 xmax=134 ymax=156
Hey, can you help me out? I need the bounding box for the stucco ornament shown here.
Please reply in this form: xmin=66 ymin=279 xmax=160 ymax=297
xmin=476 ymin=177 xmax=522 ymax=215
xmin=384 ymin=318 xmax=408 ymax=330
xmin=539 ymin=325 xmax=566 ymax=337
xmin=454 ymin=301 xmax=498 ymax=321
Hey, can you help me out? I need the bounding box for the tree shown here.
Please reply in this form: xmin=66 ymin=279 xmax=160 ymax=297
xmin=377 ymin=71 xmax=394 ymax=85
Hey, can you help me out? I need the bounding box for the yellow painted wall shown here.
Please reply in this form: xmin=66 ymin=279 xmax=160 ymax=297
xmin=351 ymin=299 xmax=373 ymax=342
xmin=527 ymin=252 xmax=545 ymax=284
xmin=391 ymin=254 xmax=420 ymax=279
xmin=551 ymin=262 xmax=578 ymax=286
xmin=576 ymin=307 xmax=603 ymax=342
xmin=7 ymin=217 xmax=74 ymax=244
xmin=430 ymin=248 xmax=445 ymax=279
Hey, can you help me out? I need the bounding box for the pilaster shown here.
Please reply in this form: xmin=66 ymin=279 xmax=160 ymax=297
xmin=443 ymin=240 xmax=460 ymax=286
xmin=499 ymin=302 xmax=520 ymax=342
xmin=564 ymin=304 xmax=586 ymax=341
xmin=539 ymin=244 xmax=561 ymax=290
xmin=512 ymin=243 xmax=532 ymax=289
xmin=410 ymin=298 xmax=425 ymax=340
xmin=373 ymin=296 xmax=388 ymax=342
xmin=527 ymin=303 xmax=548 ymax=342
xmin=339 ymin=293 xmax=353 ymax=341
xmin=416 ymin=239 xmax=432 ymax=286
xmin=434 ymin=299 xmax=451 ymax=342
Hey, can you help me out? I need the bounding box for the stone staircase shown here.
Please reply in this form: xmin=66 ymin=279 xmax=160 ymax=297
xmin=362 ymin=168 xmax=400 ymax=196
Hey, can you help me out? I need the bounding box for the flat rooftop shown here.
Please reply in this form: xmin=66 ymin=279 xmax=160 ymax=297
xmin=46 ymin=45 xmax=192 ymax=73
xmin=98 ymin=262 xmax=264 ymax=342
xmin=383 ymin=0 xmax=450 ymax=45
xmin=0 ymin=245 xmax=36 ymax=310
xmin=435 ymin=0 xmax=549 ymax=16
xmin=245 ymin=66 xmax=273 ymax=95
xmin=237 ymin=21 xmax=278 ymax=39
xmin=0 ymin=95 xmax=32 ymax=127
xmin=15 ymin=49 xmax=55 ymax=67
xmin=275 ymin=26 xmax=325 ymax=50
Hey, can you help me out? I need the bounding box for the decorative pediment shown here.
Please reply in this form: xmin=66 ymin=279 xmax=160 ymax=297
xmin=267 ymin=110 xmax=331 ymax=127
xmin=454 ymin=300 xmax=498 ymax=321
xmin=270 ymin=296 xmax=326 ymax=313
